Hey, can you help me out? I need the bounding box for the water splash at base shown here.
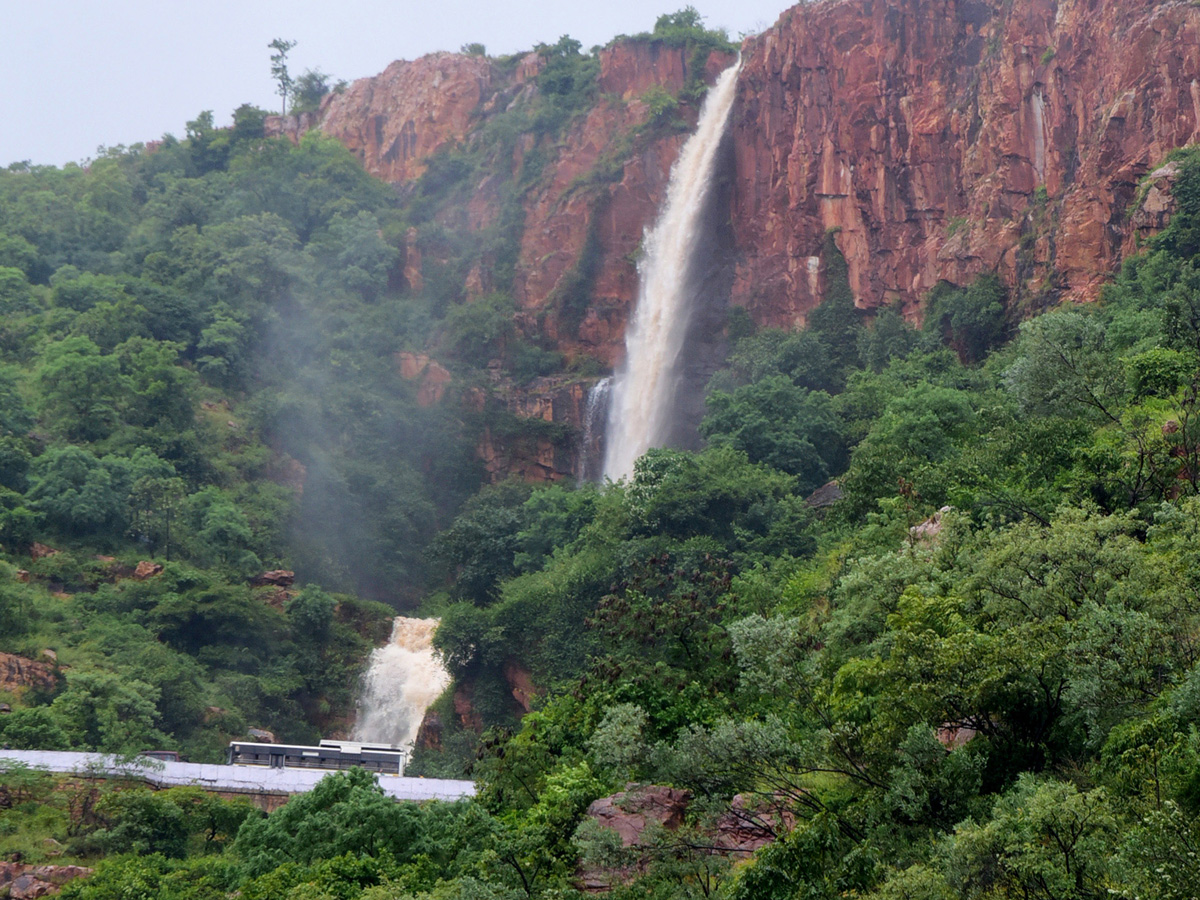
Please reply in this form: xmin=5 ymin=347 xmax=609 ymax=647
xmin=353 ymin=617 xmax=450 ymax=768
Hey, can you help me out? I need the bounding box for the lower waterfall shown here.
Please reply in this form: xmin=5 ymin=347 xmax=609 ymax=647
xmin=602 ymin=59 xmax=742 ymax=481
xmin=579 ymin=376 xmax=612 ymax=482
xmin=353 ymin=617 xmax=449 ymax=768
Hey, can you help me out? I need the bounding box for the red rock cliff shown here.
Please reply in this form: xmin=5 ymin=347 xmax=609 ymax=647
xmin=317 ymin=53 xmax=495 ymax=184
xmin=302 ymin=1 xmax=1200 ymax=334
xmin=291 ymin=39 xmax=732 ymax=479
xmin=292 ymin=0 xmax=1200 ymax=479
xmin=731 ymin=0 xmax=1200 ymax=324
xmin=293 ymin=41 xmax=731 ymax=368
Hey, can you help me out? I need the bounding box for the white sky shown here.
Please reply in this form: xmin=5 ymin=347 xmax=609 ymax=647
xmin=3 ymin=0 xmax=791 ymax=168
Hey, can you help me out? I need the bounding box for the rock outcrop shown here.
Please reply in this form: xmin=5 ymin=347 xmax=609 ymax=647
xmin=250 ymin=569 xmax=295 ymax=588
xmin=578 ymin=785 xmax=795 ymax=891
xmin=579 ymin=784 xmax=692 ymax=892
xmin=585 ymin=785 xmax=693 ymax=847
xmin=132 ymin=560 xmax=163 ymax=580
xmin=0 ymin=652 xmax=57 ymax=695
xmin=731 ymin=0 xmax=1200 ymax=323
xmin=0 ymin=864 xmax=92 ymax=899
xmin=314 ymin=54 xmax=495 ymax=184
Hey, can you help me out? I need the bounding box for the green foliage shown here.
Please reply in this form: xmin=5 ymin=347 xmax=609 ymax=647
xmin=944 ymin=776 xmax=1116 ymax=899
xmin=1123 ymin=345 xmax=1198 ymax=398
xmin=0 ymin=708 xmax=68 ymax=749
xmin=27 ymin=446 xmax=130 ymax=537
xmin=640 ymin=86 xmax=682 ymax=131
xmin=36 ymin=337 xmax=121 ymax=441
xmin=808 ymin=235 xmax=863 ymax=376
xmin=923 ymin=275 xmax=1009 ymax=364
xmin=94 ymin=786 xmax=254 ymax=857
xmin=430 ymin=479 xmax=533 ymax=605
xmin=701 ymin=376 xmax=846 ymax=493
xmin=441 ymin=293 xmax=516 ymax=363
xmin=858 ymin=305 xmax=919 ymax=373
xmin=234 ymin=769 xmax=476 ymax=881
xmin=0 ymin=267 xmax=37 ymax=315
xmin=627 ymin=7 xmax=736 ymax=54
xmin=292 ymin=69 xmax=344 ymax=115
xmin=50 ymin=671 xmax=168 ymax=753
xmin=534 ymin=36 xmax=601 ymax=136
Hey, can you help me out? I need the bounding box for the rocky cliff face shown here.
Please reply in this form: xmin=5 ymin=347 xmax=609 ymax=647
xmin=732 ymin=0 xmax=1200 ymax=323
xmin=282 ymin=0 xmax=1200 ymax=479
xmin=271 ymin=39 xmax=733 ymax=479
xmin=298 ymin=41 xmax=731 ymax=367
xmin=314 ymin=53 xmax=496 ymax=185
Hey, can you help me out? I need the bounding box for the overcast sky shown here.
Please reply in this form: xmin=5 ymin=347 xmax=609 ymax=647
xmin=3 ymin=0 xmax=792 ymax=168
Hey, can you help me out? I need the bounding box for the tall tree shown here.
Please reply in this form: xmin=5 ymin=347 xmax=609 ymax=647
xmin=268 ymin=38 xmax=297 ymax=115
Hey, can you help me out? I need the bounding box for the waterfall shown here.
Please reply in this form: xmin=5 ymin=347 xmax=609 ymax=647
xmin=353 ymin=617 xmax=450 ymax=768
xmin=579 ymin=376 xmax=612 ymax=481
xmin=602 ymin=60 xmax=742 ymax=481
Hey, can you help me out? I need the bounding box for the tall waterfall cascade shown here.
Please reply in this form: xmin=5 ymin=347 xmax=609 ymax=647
xmin=602 ymin=60 xmax=742 ymax=481
xmin=353 ymin=617 xmax=450 ymax=768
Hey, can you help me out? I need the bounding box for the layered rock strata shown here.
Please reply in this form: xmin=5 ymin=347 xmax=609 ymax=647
xmin=731 ymin=0 xmax=1200 ymax=323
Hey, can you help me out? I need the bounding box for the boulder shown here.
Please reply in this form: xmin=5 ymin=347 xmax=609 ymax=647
xmin=0 ymin=653 xmax=56 ymax=694
xmin=0 ymin=864 xmax=92 ymax=899
xmin=133 ymin=561 xmax=163 ymax=580
xmin=251 ymin=570 xmax=295 ymax=588
xmin=585 ymin=784 xmax=692 ymax=848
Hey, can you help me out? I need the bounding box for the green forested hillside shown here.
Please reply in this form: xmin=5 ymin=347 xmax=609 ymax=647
xmin=5 ymin=57 xmax=1200 ymax=900
xmin=0 ymin=114 xmax=492 ymax=759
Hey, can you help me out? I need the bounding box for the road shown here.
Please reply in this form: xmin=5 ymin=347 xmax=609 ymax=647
xmin=0 ymin=749 xmax=475 ymax=802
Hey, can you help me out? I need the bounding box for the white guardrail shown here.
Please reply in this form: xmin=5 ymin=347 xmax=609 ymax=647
xmin=0 ymin=749 xmax=475 ymax=802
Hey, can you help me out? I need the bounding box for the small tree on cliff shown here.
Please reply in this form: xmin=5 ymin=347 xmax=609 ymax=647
xmin=269 ymin=38 xmax=297 ymax=114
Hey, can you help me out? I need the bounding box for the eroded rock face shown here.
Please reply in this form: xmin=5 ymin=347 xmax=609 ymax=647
xmin=731 ymin=0 xmax=1200 ymax=323
xmin=578 ymin=785 xmax=794 ymax=891
xmin=251 ymin=569 xmax=295 ymax=588
xmin=315 ymin=54 xmax=495 ymax=184
xmin=133 ymin=560 xmax=163 ymax=580
xmin=475 ymin=374 xmax=595 ymax=482
xmin=503 ymin=660 xmax=538 ymax=713
xmin=586 ymin=784 xmax=693 ymax=848
xmin=0 ymin=652 xmax=56 ymax=695
xmin=1124 ymin=161 xmax=1182 ymax=255
xmin=0 ymin=864 xmax=92 ymax=899
xmin=508 ymin=43 xmax=734 ymax=368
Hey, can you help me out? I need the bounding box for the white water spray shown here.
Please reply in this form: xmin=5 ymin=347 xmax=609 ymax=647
xmin=579 ymin=376 xmax=612 ymax=481
xmin=353 ymin=617 xmax=450 ymax=767
xmin=602 ymin=60 xmax=742 ymax=481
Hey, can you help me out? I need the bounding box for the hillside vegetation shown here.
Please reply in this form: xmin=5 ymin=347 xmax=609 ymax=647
xmin=4 ymin=33 xmax=1200 ymax=900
